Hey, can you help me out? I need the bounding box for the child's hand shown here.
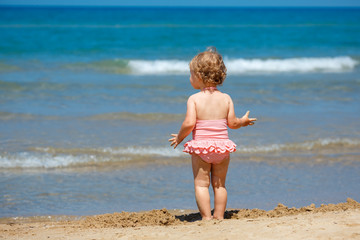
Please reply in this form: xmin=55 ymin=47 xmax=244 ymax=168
xmin=169 ymin=134 xmax=180 ymax=149
xmin=241 ymin=111 xmax=257 ymax=127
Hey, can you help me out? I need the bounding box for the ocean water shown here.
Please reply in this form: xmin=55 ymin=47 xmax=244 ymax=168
xmin=0 ymin=7 xmax=360 ymax=217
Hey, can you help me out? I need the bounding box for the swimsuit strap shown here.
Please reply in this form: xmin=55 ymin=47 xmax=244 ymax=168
xmin=202 ymin=87 xmax=218 ymax=92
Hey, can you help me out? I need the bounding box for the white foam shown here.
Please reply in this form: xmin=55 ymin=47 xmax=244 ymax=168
xmin=1 ymin=138 xmax=358 ymax=168
xmin=127 ymin=56 xmax=358 ymax=75
xmin=128 ymin=60 xmax=189 ymax=74
xmin=226 ymin=56 xmax=357 ymax=73
xmin=238 ymin=138 xmax=360 ymax=153
xmin=0 ymin=147 xmax=183 ymax=168
xmin=102 ymin=146 xmax=184 ymax=157
xmin=0 ymin=152 xmax=96 ymax=168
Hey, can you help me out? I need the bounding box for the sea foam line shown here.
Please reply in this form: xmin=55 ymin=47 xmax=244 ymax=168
xmin=0 ymin=147 xmax=184 ymax=169
xmin=1 ymin=138 xmax=359 ymax=169
xmin=239 ymin=138 xmax=360 ymax=153
xmin=127 ymin=56 xmax=358 ymax=75
xmin=0 ymin=152 xmax=98 ymax=169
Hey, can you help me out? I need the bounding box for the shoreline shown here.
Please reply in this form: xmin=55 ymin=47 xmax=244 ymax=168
xmin=1 ymin=198 xmax=360 ymax=239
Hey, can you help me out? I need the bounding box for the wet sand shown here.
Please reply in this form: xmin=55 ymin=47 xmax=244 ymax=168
xmin=1 ymin=198 xmax=360 ymax=239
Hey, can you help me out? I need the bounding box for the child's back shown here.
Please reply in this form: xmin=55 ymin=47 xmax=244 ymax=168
xmin=190 ymin=89 xmax=230 ymax=120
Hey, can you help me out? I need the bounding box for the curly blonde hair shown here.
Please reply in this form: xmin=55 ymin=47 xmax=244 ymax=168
xmin=189 ymin=47 xmax=227 ymax=86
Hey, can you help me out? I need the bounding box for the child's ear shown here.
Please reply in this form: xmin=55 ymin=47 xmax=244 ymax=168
xmin=195 ymin=73 xmax=202 ymax=82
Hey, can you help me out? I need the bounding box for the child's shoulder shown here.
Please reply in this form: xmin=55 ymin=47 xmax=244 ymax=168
xmin=220 ymin=92 xmax=231 ymax=98
xmin=217 ymin=91 xmax=232 ymax=101
xmin=189 ymin=92 xmax=202 ymax=98
xmin=219 ymin=92 xmax=232 ymax=104
xmin=186 ymin=93 xmax=199 ymax=104
xmin=187 ymin=92 xmax=203 ymax=101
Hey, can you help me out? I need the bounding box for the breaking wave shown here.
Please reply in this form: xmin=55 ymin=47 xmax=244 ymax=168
xmin=224 ymin=56 xmax=358 ymax=74
xmin=0 ymin=138 xmax=359 ymax=169
xmin=239 ymin=138 xmax=360 ymax=153
xmin=67 ymin=56 xmax=358 ymax=75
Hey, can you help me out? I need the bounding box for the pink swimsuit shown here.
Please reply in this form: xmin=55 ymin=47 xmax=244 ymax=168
xmin=183 ymin=119 xmax=236 ymax=164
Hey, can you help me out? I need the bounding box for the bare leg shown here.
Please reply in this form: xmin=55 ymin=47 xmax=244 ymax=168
xmin=191 ymin=154 xmax=212 ymax=220
xmin=211 ymin=155 xmax=230 ymax=220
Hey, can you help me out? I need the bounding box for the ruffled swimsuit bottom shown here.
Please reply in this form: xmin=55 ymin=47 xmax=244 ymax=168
xmin=183 ymin=119 xmax=236 ymax=164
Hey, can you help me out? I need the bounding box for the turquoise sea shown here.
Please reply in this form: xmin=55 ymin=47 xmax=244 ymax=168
xmin=1 ymin=7 xmax=360 ymax=217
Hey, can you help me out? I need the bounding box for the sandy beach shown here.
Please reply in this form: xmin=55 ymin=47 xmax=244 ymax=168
xmin=1 ymin=198 xmax=359 ymax=240
xmin=1 ymin=6 xmax=360 ymax=240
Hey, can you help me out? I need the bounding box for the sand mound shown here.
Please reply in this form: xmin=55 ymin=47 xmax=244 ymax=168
xmin=231 ymin=197 xmax=360 ymax=219
xmin=79 ymin=198 xmax=360 ymax=228
xmin=81 ymin=208 xmax=179 ymax=228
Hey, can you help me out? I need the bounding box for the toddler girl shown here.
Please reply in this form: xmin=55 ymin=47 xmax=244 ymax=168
xmin=169 ymin=47 xmax=256 ymax=220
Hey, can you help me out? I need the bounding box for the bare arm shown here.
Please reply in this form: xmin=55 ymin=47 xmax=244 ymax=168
xmin=169 ymin=96 xmax=197 ymax=149
xmin=227 ymin=95 xmax=257 ymax=129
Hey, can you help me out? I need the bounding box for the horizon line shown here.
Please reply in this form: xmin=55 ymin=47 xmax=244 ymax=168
xmin=0 ymin=5 xmax=359 ymax=8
